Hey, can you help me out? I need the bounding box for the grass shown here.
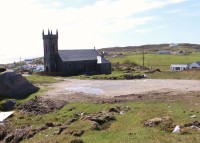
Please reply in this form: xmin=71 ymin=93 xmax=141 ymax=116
xmin=1 ymin=52 xmax=200 ymax=142
xmin=67 ymin=52 xmax=200 ymax=80
xmin=7 ymin=101 xmax=199 ymax=143
xmin=149 ymin=70 xmax=200 ymax=80
xmin=70 ymin=71 xmax=124 ymax=80
xmin=109 ymin=52 xmax=200 ymax=71
xmin=25 ymin=74 xmax=59 ymax=84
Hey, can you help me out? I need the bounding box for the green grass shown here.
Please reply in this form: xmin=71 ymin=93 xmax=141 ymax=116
xmin=7 ymin=101 xmax=199 ymax=143
xmin=26 ymin=75 xmax=59 ymax=84
xmin=109 ymin=52 xmax=200 ymax=71
xmin=149 ymin=70 xmax=200 ymax=80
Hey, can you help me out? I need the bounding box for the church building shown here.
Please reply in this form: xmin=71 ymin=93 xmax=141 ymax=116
xmin=42 ymin=30 xmax=111 ymax=75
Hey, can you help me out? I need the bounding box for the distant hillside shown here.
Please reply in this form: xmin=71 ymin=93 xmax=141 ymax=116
xmin=98 ymin=43 xmax=200 ymax=54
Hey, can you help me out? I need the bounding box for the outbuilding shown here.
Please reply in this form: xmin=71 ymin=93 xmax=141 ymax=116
xmin=189 ymin=61 xmax=200 ymax=69
xmin=170 ymin=64 xmax=189 ymax=71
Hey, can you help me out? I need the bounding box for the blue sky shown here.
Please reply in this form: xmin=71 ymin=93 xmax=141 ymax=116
xmin=0 ymin=0 xmax=199 ymax=64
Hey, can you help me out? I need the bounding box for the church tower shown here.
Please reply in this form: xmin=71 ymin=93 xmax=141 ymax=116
xmin=42 ymin=29 xmax=58 ymax=72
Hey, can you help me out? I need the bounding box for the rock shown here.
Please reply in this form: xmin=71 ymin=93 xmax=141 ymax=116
xmin=108 ymin=107 xmax=120 ymax=113
xmin=0 ymin=124 xmax=7 ymax=140
xmin=26 ymin=131 xmax=36 ymax=139
xmin=144 ymin=117 xmax=173 ymax=127
xmin=120 ymin=111 xmax=124 ymax=115
xmin=184 ymin=121 xmax=200 ymax=128
xmin=90 ymin=118 xmax=105 ymax=125
xmin=172 ymin=125 xmax=181 ymax=133
xmin=3 ymin=128 xmax=31 ymax=143
xmin=45 ymin=122 xmax=55 ymax=127
xmin=1 ymin=125 xmax=34 ymax=143
xmin=10 ymin=129 xmax=26 ymax=143
xmin=190 ymin=115 xmax=197 ymax=118
xmin=0 ymin=72 xmax=39 ymax=98
xmin=0 ymin=68 xmax=6 ymax=73
xmin=66 ymin=118 xmax=79 ymax=125
xmin=65 ymin=130 xmax=84 ymax=137
xmin=37 ymin=125 xmax=47 ymax=131
xmin=104 ymin=114 xmax=116 ymax=121
xmin=53 ymin=126 xmax=67 ymax=135
xmin=90 ymin=121 xmax=101 ymax=131
xmin=86 ymin=112 xmax=116 ymax=125
xmin=4 ymin=133 xmax=14 ymax=143
xmin=69 ymin=138 xmax=84 ymax=143
xmin=2 ymin=99 xmax=16 ymax=111
xmin=189 ymin=125 xmax=199 ymax=130
xmin=71 ymin=130 xmax=84 ymax=137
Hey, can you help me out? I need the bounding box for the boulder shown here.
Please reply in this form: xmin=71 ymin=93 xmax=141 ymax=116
xmin=2 ymin=99 xmax=16 ymax=111
xmin=0 ymin=72 xmax=39 ymax=98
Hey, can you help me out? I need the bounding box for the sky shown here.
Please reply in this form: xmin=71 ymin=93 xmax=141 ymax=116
xmin=0 ymin=0 xmax=200 ymax=64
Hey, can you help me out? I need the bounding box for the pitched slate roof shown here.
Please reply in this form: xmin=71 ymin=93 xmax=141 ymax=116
xmin=58 ymin=49 xmax=101 ymax=62
xmin=194 ymin=61 xmax=200 ymax=66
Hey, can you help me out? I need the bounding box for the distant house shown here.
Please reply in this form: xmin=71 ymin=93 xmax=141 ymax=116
xmin=169 ymin=43 xmax=178 ymax=48
xmin=170 ymin=64 xmax=189 ymax=71
xmin=24 ymin=59 xmax=34 ymax=64
xmin=189 ymin=61 xmax=200 ymax=69
xmin=157 ymin=50 xmax=171 ymax=54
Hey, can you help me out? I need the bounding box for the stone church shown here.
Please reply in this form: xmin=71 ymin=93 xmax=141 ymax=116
xmin=42 ymin=30 xmax=111 ymax=75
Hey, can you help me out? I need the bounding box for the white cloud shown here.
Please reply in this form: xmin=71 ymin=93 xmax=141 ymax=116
xmin=0 ymin=0 xmax=187 ymax=63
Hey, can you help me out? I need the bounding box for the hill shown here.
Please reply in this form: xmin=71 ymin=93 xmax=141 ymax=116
xmin=98 ymin=43 xmax=200 ymax=54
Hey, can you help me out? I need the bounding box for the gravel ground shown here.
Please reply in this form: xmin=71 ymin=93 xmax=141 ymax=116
xmin=46 ymin=79 xmax=200 ymax=96
xmin=41 ymin=79 xmax=200 ymax=103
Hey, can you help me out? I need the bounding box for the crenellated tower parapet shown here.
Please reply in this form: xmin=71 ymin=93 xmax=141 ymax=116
xmin=42 ymin=29 xmax=58 ymax=39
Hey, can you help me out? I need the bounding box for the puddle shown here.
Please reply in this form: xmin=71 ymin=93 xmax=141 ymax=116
xmin=65 ymin=86 xmax=104 ymax=95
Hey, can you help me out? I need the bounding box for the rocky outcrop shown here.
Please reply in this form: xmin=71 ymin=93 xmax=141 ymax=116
xmin=0 ymin=72 xmax=39 ymax=98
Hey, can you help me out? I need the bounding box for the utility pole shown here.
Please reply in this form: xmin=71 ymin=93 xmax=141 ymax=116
xmin=142 ymin=46 xmax=144 ymax=67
